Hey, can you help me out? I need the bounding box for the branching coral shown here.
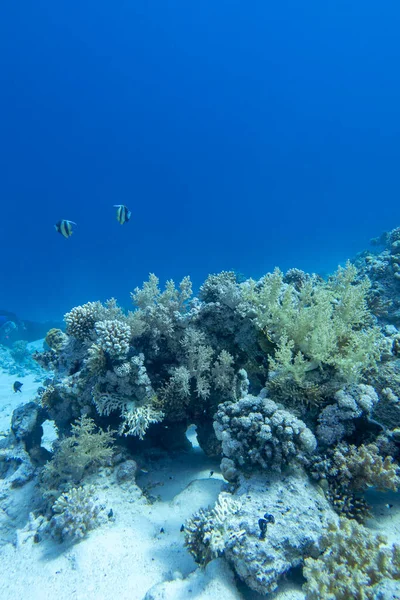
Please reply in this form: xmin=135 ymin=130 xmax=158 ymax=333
xmin=118 ymin=405 xmax=164 ymax=439
xmin=211 ymin=350 xmax=235 ymax=392
xmin=180 ymin=328 xmax=214 ymax=399
xmin=49 ymin=485 xmax=106 ymax=542
xmin=199 ymin=271 xmax=242 ymax=308
xmin=130 ymin=273 xmax=192 ymax=339
xmin=303 ymin=518 xmax=400 ymax=599
xmin=158 ymin=366 xmax=191 ymax=420
xmin=184 ymin=493 xmax=245 ymax=565
xmin=41 ymin=416 xmax=114 ymax=489
xmin=91 ymin=351 xmax=161 ymax=437
xmin=243 ymin=262 xmax=385 ymax=388
xmin=65 ymin=301 xmax=102 ymax=340
xmin=330 ymin=442 xmax=400 ymax=492
xmin=95 ymin=319 xmax=131 ymax=359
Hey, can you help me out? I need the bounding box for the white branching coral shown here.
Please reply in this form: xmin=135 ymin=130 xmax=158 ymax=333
xmin=65 ymin=301 xmax=101 ymax=340
xmin=130 ymin=273 xmax=193 ymax=338
xmin=118 ymin=405 xmax=164 ymax=439
xmin=199 ymin=271 xmax=242 ymax=308
xmin=212 ymin=350 xmax=235 ymax=391
xmin=93 ymin=393 xmax=127 ymax=418
xmin=49 ymin=485 xmax=106 ymax=541
xmin=185 ymin=493 xmax=245 ymax=565
xmin=181 ymin=328 xmax=214 ymax=399
xmin=95 ymin=319 xmax=131 ymax=359
xmin=93 ymin=394 xmax=163 ymax=440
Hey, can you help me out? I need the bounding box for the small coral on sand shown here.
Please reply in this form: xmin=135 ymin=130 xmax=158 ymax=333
xmin=49 ymin=485 xmax=106 ymax=542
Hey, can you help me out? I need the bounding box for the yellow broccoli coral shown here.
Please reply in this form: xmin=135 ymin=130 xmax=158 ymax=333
xmin=303 ymin=518 xmax=400 ymax=599
xmin=244 ymin=262 xmax=385 ymax=388
xmin=331 ymin=442 xmax=400 ymax=492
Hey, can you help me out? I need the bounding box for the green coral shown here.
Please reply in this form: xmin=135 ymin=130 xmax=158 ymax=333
xmin=244 ymin=262 xmax=384 ymax=387
xmin=41 ymin=416 xmax=115 ymax=490
xmin=303 ymin=518 xmax=400 ymax=599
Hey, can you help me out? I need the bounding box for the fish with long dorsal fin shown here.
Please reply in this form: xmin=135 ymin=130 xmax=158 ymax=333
xmin=114 ymin=205 xmax=131 ymax=225
xmin=55 ymin=220 xmax=77 ymax=238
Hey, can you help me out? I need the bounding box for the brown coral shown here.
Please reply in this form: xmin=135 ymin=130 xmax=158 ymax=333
xmin=85 ymin=343 xmax=107 ymax=374
xmin=326 ymin=483 xmax=371 ymax=524
xmin=45 ymin=328 xmax=68 ymax=352
xmin=331 ymin=442 xmax=400 ymax=492
xmin=303 ymin=518 xmax=400 ymax=600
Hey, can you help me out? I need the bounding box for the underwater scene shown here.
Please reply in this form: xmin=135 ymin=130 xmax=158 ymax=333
xmin=1 ymin=2 xmax=400 ymax=599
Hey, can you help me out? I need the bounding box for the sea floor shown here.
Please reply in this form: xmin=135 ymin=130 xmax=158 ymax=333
xmin=0 ymin=351 xmax=399 ymax=600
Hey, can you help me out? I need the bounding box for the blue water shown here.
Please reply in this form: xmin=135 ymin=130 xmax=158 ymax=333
xmin=1 ymin=1 xmax=400 ymax=321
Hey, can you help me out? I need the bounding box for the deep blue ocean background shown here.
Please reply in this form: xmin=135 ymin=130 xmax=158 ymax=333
xmin=1 ymin=1 xmax=399 ymax=322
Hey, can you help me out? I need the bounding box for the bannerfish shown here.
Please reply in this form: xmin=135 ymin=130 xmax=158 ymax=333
xmin=13 ymin=381 xmax=23 ymax=393
xmin=114 ymin=204 xmax=131 ymax=225
xmin=55 ymin=220 xmax=76 ymax=239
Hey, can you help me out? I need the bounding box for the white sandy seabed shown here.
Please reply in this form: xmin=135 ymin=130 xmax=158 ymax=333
xmin=0 ymin=360 xmax=399 ymax=600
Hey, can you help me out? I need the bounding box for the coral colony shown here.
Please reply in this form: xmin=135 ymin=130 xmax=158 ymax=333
xmin=2 ymin=227 xmax=400 ymax=598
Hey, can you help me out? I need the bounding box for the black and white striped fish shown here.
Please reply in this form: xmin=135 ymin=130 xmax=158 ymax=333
xmin=55 ymin=220 xmax=76 ymax=238
xmin=114 ymin=204 xmax=132 ymax=225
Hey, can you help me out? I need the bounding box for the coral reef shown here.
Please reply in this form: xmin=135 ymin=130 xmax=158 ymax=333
xmin=15 ymin=230 xmax=400 ymax=594
xmin=34 ymin=257 xmax=385 ymax=453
